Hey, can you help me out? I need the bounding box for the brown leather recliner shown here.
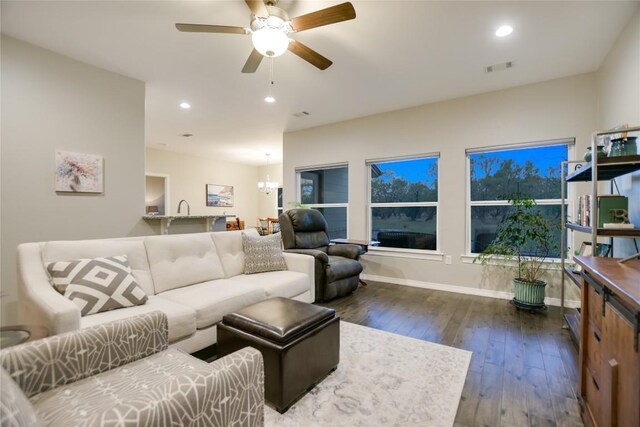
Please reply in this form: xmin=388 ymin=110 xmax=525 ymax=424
xmin=279 ymin=209 xmax=363 ymax=302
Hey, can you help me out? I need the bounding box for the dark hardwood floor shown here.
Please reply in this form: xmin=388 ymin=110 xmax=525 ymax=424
xmin=319 ymin=281 xmax=584 ymax=427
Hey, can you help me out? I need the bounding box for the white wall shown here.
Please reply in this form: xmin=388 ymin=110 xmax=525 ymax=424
xmin=145 ymin=148 xmax=266 ymax=232
xmin=597 ymin=9 xmax=640 ymax=258
xmin=1 ymin=36 xmax=150 ymax=325
xmin=284 ymin=73 xmax=599 ymax=302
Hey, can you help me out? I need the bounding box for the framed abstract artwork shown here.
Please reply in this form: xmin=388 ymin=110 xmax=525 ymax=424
xmin=55 ymin=151 xmax=104 ymax=193
xmin=206 ymin=184 xmax=234 ymax=207
xmin=573 ymin=241 xmax=612 ymax=273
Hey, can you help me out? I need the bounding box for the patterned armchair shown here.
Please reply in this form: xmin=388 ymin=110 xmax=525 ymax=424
xmin=0 ymin=312 xmax=264 ymax=427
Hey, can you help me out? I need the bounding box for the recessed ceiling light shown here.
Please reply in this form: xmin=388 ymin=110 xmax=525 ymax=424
xmin=495 ymin=25 xmax=513 ymax=37
xmin=264 ymin=96 xmax=276 ymax=104
xmin=179 ymin=102 xmax=191 ymax=109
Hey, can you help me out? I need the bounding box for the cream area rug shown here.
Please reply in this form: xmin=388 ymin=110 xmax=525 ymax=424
xmin=264 ymin=321 xmax=471 ymax=427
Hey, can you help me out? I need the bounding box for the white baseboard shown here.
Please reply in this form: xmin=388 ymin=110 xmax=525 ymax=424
xmin=361 ymin=274 xmax=581 ymax=308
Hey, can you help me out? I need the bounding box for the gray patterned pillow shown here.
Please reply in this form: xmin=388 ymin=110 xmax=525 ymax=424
xmin=242 ymin=233 xmax=287 ymax=274
xmin=46 ymin=255 xmax=148 ymax=316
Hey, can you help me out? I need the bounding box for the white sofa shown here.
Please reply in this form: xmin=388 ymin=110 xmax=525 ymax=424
xmin=17 ymin=229 xmax=314 ymax=354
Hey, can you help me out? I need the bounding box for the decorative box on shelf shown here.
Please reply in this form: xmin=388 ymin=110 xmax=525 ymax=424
xmin=597 ymin=195 xmax=628 ymax=227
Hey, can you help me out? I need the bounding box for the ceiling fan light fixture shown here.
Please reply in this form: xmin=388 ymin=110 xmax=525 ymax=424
xmin=251 ymin=27 xmax=290 ymax=57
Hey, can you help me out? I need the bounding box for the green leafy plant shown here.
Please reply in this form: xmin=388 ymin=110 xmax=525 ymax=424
xmin=475 ymin=195 xmax=557 ymax=283
xmin=287 ymin=201 xmax=308 ymax=209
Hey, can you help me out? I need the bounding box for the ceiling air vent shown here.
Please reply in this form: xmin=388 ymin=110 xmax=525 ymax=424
xmin=292 ymin=111 xmax=310 ymax=118
xmin=485 ymin=61 xmax=513 ymax=73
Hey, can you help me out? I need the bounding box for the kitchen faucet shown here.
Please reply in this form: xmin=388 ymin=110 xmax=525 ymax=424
xmin=177 ymin=199 xmax=190 ymax=216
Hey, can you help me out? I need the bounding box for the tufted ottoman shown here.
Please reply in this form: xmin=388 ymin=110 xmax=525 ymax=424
xmin=217 ymin=297 xmax=340 ymax=413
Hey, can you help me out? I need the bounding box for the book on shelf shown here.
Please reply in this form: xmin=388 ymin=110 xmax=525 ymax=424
xmin=603 ymin=223 xmax=635 ymax=229
xmin=577 ymin=195 xmax=592 ymax=227
xmin=576 ymin=195 xmax=630 ymax=228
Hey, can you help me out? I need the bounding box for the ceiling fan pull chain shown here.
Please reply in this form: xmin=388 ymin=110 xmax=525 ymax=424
xmin=264 ymin=58 xmax=276 ymax=103
xmin=270 ymin=57 xmax=274 ymax=87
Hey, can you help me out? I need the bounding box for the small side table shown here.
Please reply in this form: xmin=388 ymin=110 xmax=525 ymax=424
xmin=0 ymin=325 xmax=49 ymax=349
xmin=330 ymin=238 xmax=379 ymax=252
xmin=330 ymin=239 xmax=379 ymax=287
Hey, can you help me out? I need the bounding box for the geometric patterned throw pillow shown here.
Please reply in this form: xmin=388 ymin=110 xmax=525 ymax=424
xmin=242 ymin=232 xmax=287 ymax=274
xmin=46 ymin=255 xmax=148 ymax=316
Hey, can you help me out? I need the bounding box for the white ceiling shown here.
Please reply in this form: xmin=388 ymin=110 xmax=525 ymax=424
xmin=2 ymin=1 xmax=638 ymax=165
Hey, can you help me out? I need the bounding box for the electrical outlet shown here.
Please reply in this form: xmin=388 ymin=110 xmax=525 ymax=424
xmin=445 ymin=255 xmax=452 ymax=265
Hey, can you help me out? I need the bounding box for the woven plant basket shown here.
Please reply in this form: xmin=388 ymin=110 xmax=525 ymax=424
xmin=513 ymin=278 xmax=546 ymax=306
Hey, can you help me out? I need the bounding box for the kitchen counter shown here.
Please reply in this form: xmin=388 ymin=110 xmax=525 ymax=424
xmin=143 ymin=215 xmax=230 ymax=234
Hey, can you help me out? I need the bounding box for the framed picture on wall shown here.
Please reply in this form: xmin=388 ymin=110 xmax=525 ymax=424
xmin=578 ymin=241 xmax=593 ymax=257
xmin=55 ymin=151 xmax=104 ymax=193
xmin=206 ymin=184 xmax=234 ymax=207
xmin=573 ymin=241 xmax=612 ymax=273
xmin=579 ymin=241 xmax=612 ymax=257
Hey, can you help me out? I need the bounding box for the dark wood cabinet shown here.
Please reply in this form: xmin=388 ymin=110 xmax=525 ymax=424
xmin=576 ymin=256 xmax=640 ymax=427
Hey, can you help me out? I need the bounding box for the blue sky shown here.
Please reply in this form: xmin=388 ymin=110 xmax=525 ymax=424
xmin=374 ymin=145 xmax=568 ymax=185
xmin=375 ymin=158 xmax=438 ymax=185
xmin=376 ymin=145 xmax=567 ymax=185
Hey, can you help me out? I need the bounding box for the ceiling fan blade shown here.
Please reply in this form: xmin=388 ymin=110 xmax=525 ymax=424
xmin=175 ymin=23 xmax=247 ymax=34
xmin=288 ymin=40 xmax=332 ymax=70
xmin=242 ymin=49 xmax=264 ymax=73
xmin=245 ymin=0 xmax=269 ymax=18
xmin=290 ymin=2 xmax=356 ymax=32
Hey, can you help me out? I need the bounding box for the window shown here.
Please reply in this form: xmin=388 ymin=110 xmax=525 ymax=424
xmin=277 ymin=187 xmax=283 ymax=217
xmin=297 ymin=165 xmax=348 ymax=240
xmin=467 ymin=142 xmax=571 ymax=257
xmin=368 ymin=155 xmax=439 ymax=251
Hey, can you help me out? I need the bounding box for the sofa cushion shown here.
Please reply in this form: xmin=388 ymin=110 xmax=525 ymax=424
xmin=210 ymin=228 xmax=259 ymax=278
xmin=46 ymin=255 xmax=148 ymax=316
xmin=42 ymin=240 xmax=154 ymax=295
xmin=144 ymin=234 xmax=225 ymax=293
xmin=0 ymin=368 xmax=45 ymax=427
xmin=242 ymin=233 xmax=287 ymax=274
xmin=81 ymin=296 xmax=196 ymax=343
xmin=227 ymin=271 xmax=310 ymax=299
xmin=157 ymin=280 xmax=266 ymax=329
xmin=28 ymin=348 xmax=240 ymax=426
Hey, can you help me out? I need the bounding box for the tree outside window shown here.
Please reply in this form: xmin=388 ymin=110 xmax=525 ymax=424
xmin=468 ymin=144 xmax=569 ymax=257
xmin=369 ymin=156 xmax=439 ymax=251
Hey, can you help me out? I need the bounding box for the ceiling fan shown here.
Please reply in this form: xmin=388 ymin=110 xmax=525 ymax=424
xmin=176 ymin=0 xmax=356 ymax=73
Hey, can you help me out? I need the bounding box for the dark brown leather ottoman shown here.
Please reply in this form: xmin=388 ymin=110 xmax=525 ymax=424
xmin=217 ymin=297 xmax=340 ymax=413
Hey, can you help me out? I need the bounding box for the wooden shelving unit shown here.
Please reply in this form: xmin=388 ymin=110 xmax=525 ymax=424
xmin=565 ymin=221 xmax=640 ymax=237
xmin=575 ymin=256 xmax=640 ymax=427
xmin=563 ymin=308 xmax=581 ymax=346
xmin=560 ymin=125 xmax=640 ymax=345
xmin=565 ymin=154 xmax=640 ymax=182
xmin=563 ymin=267 xmax=581 ymax=288
xmin=562 ymin=267 xmax=582 ymax=346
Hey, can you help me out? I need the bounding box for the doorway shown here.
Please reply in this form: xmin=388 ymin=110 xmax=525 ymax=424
xmin=145 ymin=173 xmax=169 ymax=216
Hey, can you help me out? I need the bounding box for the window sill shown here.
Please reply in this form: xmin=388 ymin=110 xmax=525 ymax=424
xmin=460 ymin=254 xmax=565 ymax=269
xmin=365 ymin=248 xmax=444 ymax=261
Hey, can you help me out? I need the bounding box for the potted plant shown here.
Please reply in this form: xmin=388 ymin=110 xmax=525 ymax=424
xmin=475 ymin=195 xmax=558 ymax=310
